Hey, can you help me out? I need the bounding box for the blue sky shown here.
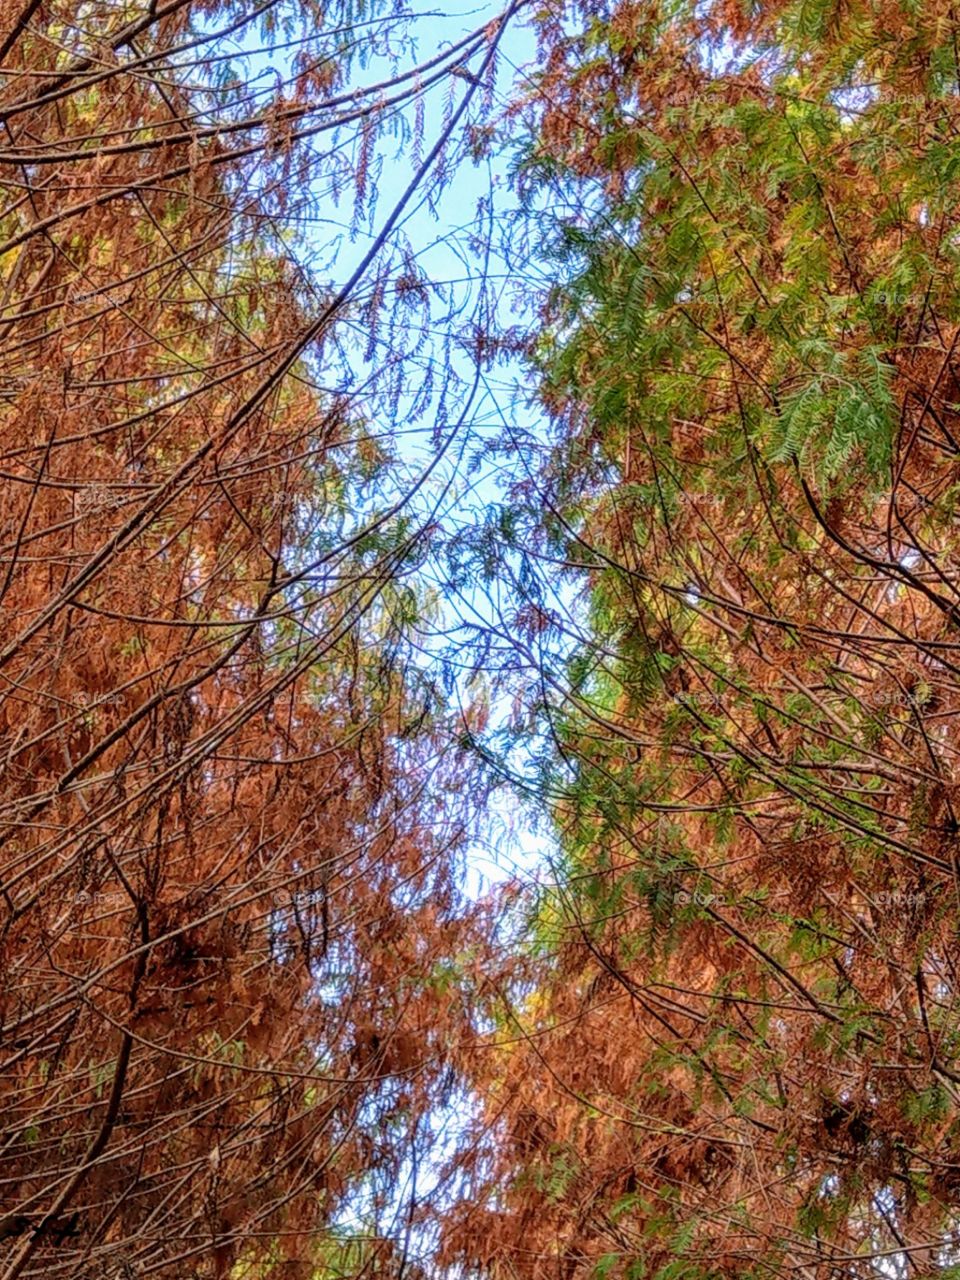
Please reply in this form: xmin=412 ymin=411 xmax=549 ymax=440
xmin=196 ymin=1 xmax=569 ymax=898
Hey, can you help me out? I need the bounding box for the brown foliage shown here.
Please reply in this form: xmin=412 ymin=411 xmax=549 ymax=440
xmin=443 ymin=0 xmax=960 ymax=1276
xmin=0 ymin=2 xmax=514 ymax=1276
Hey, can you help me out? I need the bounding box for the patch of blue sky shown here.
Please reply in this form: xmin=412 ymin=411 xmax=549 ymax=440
xmin=194 ymin=2 xmax=588 ymax=901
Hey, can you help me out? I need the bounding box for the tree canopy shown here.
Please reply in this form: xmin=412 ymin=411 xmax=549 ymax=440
xmin=3 ymin=0 xmax=960 ymax=1277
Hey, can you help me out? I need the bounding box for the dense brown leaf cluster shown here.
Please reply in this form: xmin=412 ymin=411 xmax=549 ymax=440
xmin=0 ymin=2 xmax=512 ymax=1276
xmin=441 ymin=1 xmax=960 ymax=1277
